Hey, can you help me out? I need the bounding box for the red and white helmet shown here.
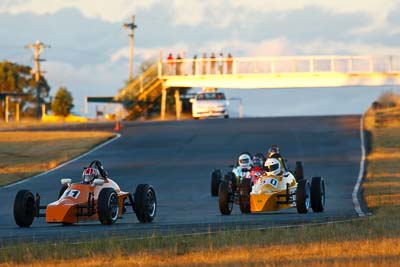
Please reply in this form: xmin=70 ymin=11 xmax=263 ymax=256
xmin=82 ymin=167 xmax=99 ymax=183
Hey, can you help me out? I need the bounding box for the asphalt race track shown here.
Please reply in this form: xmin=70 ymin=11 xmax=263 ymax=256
xmin=0 ymin=116 xmax=362 ymax=243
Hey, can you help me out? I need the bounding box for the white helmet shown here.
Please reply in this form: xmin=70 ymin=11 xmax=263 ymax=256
xmin=264 ymin=158 xmax=281 ymax=176
xmin=238 ymin=154 xmax=252 ymax=169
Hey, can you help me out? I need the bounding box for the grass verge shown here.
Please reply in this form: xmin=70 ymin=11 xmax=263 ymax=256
xmin=1 ymin=109 xmax=400 ymax=266
xmin=0 ymin=131 xmax=115 ymax=186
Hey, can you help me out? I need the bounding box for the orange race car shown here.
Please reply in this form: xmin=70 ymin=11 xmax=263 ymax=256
xmin=13 ymin=160 xmax=157 ymax=227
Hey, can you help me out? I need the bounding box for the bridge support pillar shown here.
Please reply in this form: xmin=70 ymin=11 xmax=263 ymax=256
xmin=160 ymin=83 xmax=167 ymax=120
xmin=174 ymin=89 xmax=182 ymax=120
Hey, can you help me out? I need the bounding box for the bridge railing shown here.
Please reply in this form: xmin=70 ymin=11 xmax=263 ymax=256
xmin=118 ymin=64 xmax=159 ymax=100
xmin=158 ymin=55 xmax=400 ymax=77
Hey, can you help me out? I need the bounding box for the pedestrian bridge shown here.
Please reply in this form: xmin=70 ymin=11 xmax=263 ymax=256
xmin=117 ymin=55 xmax=400 ymax=119
xmin=159 ymin=55 xmax=400 ymax=88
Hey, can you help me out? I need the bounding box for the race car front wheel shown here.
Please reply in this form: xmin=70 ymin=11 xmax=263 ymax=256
xmin=98 ymin=188 xmax=119 ymax=225
xmin=134 ymin=184 xmax=157 ymax=223
xmin=211 ymin=169 xmax=222 ymax=196
xmin=296 ymin=179 xmax=311 ymax=214
xmin=219 ymin=181 xmax=233 ymax=215
xmin=14 ymin=190 xmax=36 ymax=227
xmin=294 ymin=161 xmax=304 ymax=181
xmin=239 ymin=178 xmax=251 ymax=214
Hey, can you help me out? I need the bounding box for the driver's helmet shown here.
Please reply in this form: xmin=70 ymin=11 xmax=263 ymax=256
xmin=264 ymin=158 xmax=282 ymax=176
xmin=252 ymin=155 xmax=264 ymax=167
xmin=267 ymin=145 xmax=280 ymax=157
xmin=82 ymin=167 xmax=99 ymax=183
xmin=238 ymin=154 xmax=252 ymax=169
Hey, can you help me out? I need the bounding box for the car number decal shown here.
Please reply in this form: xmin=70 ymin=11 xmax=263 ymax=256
xmin=64 ymin=190 xmax=80 ymax=199
xmin=259 ymin=178 xmax=278 ymax=188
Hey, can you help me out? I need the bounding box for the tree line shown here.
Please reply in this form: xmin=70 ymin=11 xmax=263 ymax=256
xmin=0 ymin=61 xmax=73 ymax=120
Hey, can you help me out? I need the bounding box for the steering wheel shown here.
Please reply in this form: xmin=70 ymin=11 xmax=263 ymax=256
xmin=88 ymin=160 xmax=108 ymax=178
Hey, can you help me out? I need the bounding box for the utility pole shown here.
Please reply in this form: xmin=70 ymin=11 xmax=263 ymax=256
xmin=25 ymin=40 xmax=50 ymax=118
xmin=123 ymin=15 xmax=137 ymax=81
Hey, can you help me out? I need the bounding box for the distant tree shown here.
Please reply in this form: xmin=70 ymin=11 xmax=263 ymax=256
xmin=51 ymin=87 xmax=74 ymax=116
xmin=0 ymin=61 xmax=51 ymax=119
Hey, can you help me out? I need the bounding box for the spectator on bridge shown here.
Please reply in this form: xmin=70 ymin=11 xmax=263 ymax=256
xmin=176 ymin=54 xmax=182 ymax=75
xmin=226 ymin=53 xmax=233 ymax=74
xmin=192 ymin=55 xmax=197 ymax=75
xmin=201 ymin=53 xmax=207 ymax=75
xmin=210 ymin=52 xmax=216 ymax=74
xmin=167 ymin=53 xmax=174 ymax=75
xmin=218 ymin=53 xmax=224 ymax=74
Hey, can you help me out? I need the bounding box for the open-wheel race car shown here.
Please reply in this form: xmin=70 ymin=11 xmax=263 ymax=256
xmin=211 ymin=152 xmax=260 ymax=197
xmin=218 ymin=157 xmax=325 ymax=215
xmin=13 ymin=160 xmax=157 ymax=227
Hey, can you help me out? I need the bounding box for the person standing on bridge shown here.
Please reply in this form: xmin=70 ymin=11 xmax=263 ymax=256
xmin=167 ymin=53 xmax=174 ymax=75
xmin=210 ymin=52 xmax=216 ymax=74
xmin=176 ymin=53 xmax=182 ymax=75
xmin=218 ymin=52 xmax=224 ymax=74
xmin=226 ymin=53 xmax=233 ymax=74
xmin=192 ymin=54 xmax=197 ymax=75
xmin=202 ymin=53 xmax=207 ymax=75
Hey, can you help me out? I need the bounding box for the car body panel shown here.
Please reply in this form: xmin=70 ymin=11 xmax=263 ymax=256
xmin=46 ymin=178 xmax=129 ymax=224
xmin=250 ymin=173 xmax=297 ymax=212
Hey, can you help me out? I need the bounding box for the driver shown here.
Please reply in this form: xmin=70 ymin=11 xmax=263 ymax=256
xmin=252 ymin=154 xmax=264 ymax=169
xmin=238 ymin=153 xmax=252 ymax=170
xmin=264 ymin=158 xmax=283 ymax=177
xmin=267 ymin=145 xmax=287 ymax=171
xmin=82 ymin=167 xmax=99 ymax=184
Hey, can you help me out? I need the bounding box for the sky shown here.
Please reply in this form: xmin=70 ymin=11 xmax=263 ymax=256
xmin=1 ymin=0 xmax=400 ymax=116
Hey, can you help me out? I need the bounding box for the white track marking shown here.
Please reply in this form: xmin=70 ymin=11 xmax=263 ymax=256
xmin=3 ymin=133 xmax=121 ymax=189
xmin=352 ymin=115 xmax=366 ymax=217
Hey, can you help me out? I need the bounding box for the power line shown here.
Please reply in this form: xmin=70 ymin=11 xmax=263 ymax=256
xmin=123 ymin=15 xmax=137 ymax=81
xmin=25 ymin=40 xmax=50 ymax=118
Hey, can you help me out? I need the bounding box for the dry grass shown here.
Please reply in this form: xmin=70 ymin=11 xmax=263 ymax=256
xmin=1 ymin=107 xmax=400 ymax=266
xmin=0 ymin=131 xmax=115 ymax=186
xmin=3 ymin=238 xmax=399 ymax=267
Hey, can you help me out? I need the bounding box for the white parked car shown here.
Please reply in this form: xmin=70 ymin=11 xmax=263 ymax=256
xmin=190 ymin=91 xmax=229 ymax=119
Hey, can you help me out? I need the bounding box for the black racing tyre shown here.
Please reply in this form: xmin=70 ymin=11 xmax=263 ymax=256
xmin=211 ymin=169 xmax=222 ymax=196
xmin=134 ymin=184 xmax=157 ymax=223
xmin=239 ymin=178 xmax=252 ymax=214
xmin=58 ymin=185 xmax=68 ymax=199
xmin=224 ymin=115 xmax=229 ymax=119
xmin=13 ymin=190 xmax=36 ymax=227
xmin=224 ymin=172 xmax=237 ymax=190
xmin=311 ymin=177 xmax=325 ymax=212
xmin=294 ymin=161 xmax=304 ymax=181
xmin=98 ymin=188 xmax=119 ymax=225
xmin=219 ymin=181 xmax=233 ymax=215
xmin=296 ymin=179 xmax=311 ymax=214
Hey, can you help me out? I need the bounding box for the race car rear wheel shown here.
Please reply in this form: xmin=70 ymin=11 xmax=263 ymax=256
xmin=239 ymin=178 xmax=252 ymax=214
xmin=294 ymin=161 xmax=304 ymax=181
xmin=98 ymin=188 xmax=119 ymax=225
xmin=13 ymin=190 xmax=36 ymax=227
xmin=211 ymin=169 xmax=222 ymax=196
xmin=296 ymin=179 xmax=311 ymax=214
xmin=134 ymin=184 xmax=157 ymax=223
xmin=219 ymin=181 xmax=233 ymax=215
xmin=311 ymin=177 xmax=325 ymax=212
